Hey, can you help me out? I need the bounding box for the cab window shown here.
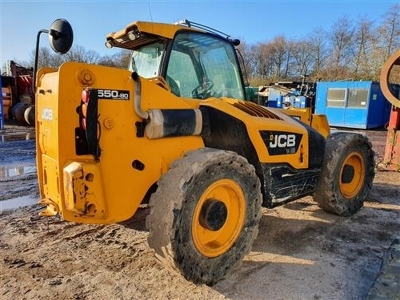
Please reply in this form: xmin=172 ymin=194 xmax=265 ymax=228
xmin=166 ymin=32 xmax=244 ymax=100
xmin=129 ymin=42 xmax=166 ymax=78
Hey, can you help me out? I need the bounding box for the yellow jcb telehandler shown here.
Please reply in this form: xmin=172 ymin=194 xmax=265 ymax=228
xmin=34 ymin=19 xmax=375 ymax=285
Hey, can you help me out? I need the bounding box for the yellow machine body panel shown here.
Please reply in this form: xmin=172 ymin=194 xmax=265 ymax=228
xmin=35 ymin=19 xmax=331 ymax=223
xmin=201 ymin=99 xmax=313 ymax=169
xmin=282 ymin=107 xmax=330 ymax=138
xmin=36 ymin=62 xmax=203 ymax=223
xmin=31 ymin=19 xmax=376 ymax=287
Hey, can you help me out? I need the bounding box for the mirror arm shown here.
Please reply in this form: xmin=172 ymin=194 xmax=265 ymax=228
xmin=33 ymin=29 xmax=49 ymax=93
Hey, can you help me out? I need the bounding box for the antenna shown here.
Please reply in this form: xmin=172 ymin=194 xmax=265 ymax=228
xmin=148 ymin=3 xmax=153 ymax=22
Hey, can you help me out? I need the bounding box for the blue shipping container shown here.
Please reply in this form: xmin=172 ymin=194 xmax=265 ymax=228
xmin=315 ymin=81 xmax=391 ymax=129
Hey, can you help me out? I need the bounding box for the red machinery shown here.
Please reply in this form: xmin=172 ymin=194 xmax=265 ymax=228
xmin=1 ymin=60 xmax=34 ymax=126
xmin=379 ymin=49 xmax=400 ymax=171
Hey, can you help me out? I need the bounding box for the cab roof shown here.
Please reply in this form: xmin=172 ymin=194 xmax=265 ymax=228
xmin=105 ymin=20 xmax=205 ymax=50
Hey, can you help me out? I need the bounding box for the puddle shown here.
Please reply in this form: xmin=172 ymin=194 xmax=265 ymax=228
xmin=0 ymin=132 xmax=35 ymax=142
xmin=0 ymin=164 xmax=36 ymax=179
xmin=0 ymin=195 xmax=37 ymax=213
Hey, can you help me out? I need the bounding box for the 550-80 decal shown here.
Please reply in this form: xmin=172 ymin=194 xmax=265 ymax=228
xmin=97 ymin=89 xmax=130 ymax=100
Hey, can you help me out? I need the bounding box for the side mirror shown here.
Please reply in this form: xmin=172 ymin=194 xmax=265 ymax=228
xmin=33 ymin=19 xmax=74 ymax=91
xmin=48 ymin=19 xmax=73 ymax=54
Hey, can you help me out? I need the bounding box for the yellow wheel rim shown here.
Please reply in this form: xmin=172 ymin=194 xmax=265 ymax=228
xmin=339 ymin=151 xmax=365 ymax=198
xmin=192 ymin=179 xmax=246 ymax=258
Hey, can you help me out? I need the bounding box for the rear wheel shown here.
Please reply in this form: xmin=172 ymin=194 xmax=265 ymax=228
xmin=313 ymin=132 xmax=375 ymax=216
xmin=146 ymin=148 xmax=262 ymax=285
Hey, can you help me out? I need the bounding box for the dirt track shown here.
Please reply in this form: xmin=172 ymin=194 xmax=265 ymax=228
xmin=0 ymin=126 xmax=399 ymax=299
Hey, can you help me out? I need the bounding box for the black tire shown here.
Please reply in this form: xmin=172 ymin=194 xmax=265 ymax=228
xmin=146 ymin=148 xmax=262 ymax=285
xmin=313 ymin=132 xmax=375 ymax=216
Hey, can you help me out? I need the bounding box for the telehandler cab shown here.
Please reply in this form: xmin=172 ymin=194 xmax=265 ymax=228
xmin=35 ymin=19 xmax=375 ymax=285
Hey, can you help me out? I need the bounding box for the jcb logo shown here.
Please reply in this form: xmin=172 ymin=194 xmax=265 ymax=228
xmin=261 ymin=130 xmax=302 ymax=155
xmin=269 ymin=134 xmax=296 ymax=148
xmin=41 ymin=108 xmax=53 ymax=121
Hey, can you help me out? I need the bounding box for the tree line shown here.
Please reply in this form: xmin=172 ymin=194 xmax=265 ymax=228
xmin=240 ymin=4 xmax=400 ymax=86
xmin=3 ymin=4 xmax=399 ymax=86
xmin=32 ymin=46 xmax=131 ymax=70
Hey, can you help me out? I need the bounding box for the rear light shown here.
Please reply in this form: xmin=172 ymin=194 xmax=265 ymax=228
xmin=81 ymin=89 xmax=90 ymax=103
xmin=81 ymin=101 xmax=88 ymax=116
xmin=80 ymin=89 xmax=89 ymax=130
xmin=76 ymin=88 xmax=101 ymax=160
xmin=81 ymin=118 xmax=87 ymax=130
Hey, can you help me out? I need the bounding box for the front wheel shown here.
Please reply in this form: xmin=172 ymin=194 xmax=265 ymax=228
xmin=146 ymin=148 xmax=262 ymax=285
xmin=313 ymin=132 xmax=375 ymax=216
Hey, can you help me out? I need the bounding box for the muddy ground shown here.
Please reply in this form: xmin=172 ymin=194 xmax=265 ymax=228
xmin=0 ymin=125 xmax=399 ymax=300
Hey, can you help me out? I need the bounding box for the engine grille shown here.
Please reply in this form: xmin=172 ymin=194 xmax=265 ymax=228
xmin=232 ymin=101 xmax=282 ymax=120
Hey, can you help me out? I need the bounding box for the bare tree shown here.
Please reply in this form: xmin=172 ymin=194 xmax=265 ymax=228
xmin=98 ymin=50 xmax=131 ymax=68
xmin=307 ymin=27 xmax=328 ymax=80
xmin=29 ymin=45 xmax=130 ymax=70
xmin=33 ymin=47 xmax=65 ymax=69
xmin=269 ymin=35 xmax=291 ymax=80
xmin=290 ymin=40 xmax=314 ymax=79
xmin=351 ymin=16 xmax=375 ymax=80
xmin=64 ymin=45 xmax=101 ymax=64
xmin=327 ymin=15 xmax=354 ymax=79
xmin=378 ymin=4 xmax=400 ymax=60
xmin=10 ymin=8 xmax=398 ymax=88
xmin=249 ymin=42 xmax=273 ymax=83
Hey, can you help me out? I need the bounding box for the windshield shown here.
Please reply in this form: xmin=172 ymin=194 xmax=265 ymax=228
xmin=128 ymin=41 xmax=166 ymax=78
xmin=127 ymin=33 xmax=245 ymax=100
xmin=166 ymin=32 xmax=245 ymax=100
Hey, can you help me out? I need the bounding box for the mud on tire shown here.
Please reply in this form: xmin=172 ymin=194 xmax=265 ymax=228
xmin=313 ymin=132 xmax=375 ymax=216
xmin=146 ymin=148 xmax=262 ymax=285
